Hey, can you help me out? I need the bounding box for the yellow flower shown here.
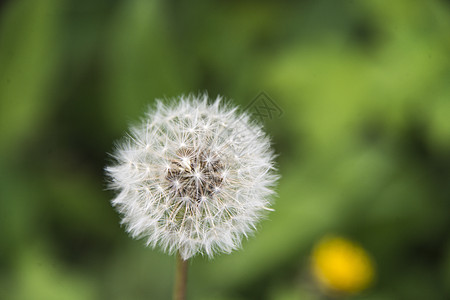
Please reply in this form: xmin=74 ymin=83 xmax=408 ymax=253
xmin=311 ymin=236 xmax=375 ymax=294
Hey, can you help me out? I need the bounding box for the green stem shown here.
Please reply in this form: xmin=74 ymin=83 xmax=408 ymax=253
xmin=173 ymin=252 xmax=188 ymax=300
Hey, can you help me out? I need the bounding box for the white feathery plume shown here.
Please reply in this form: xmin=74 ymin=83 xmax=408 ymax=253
xmin=106 ymin=94 xmax=279 ymax=260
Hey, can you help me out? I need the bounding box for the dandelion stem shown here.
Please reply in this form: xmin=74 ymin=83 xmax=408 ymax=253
xmin=173 ymin=252 xmax=188 ymax=300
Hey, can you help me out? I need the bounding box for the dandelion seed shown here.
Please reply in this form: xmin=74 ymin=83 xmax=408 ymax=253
xmin=106 ymin=94 xmax=279 ymax=260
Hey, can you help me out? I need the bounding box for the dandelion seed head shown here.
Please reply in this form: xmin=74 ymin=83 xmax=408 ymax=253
xmin=106 ymin=94 xmax=279 ymax=259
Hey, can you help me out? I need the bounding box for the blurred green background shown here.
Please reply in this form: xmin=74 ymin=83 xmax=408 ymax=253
xmin=1 ymin=0 xmax=450 ymax=299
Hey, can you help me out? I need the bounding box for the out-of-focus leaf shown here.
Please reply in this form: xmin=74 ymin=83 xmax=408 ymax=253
xmin=101 ymin=0 xmax=191 ymax=134
xmin=0 ymin=0 xmax=63 ymax=158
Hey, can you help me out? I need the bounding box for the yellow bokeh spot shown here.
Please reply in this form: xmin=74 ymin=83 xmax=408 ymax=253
xmin=312 ymin=236 xmax=375 ymax=294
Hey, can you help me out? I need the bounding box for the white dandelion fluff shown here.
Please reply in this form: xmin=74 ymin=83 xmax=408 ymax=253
xmin=106 ymin=94 xmax=278 ymax=260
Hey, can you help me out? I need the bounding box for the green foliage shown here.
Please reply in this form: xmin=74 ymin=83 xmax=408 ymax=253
xmin=1 ymin=0 xmax=449 ymax=299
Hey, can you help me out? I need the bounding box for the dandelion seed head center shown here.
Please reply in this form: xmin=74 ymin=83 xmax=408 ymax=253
xmin=165 ymin=147 xmax=224 ymax=203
